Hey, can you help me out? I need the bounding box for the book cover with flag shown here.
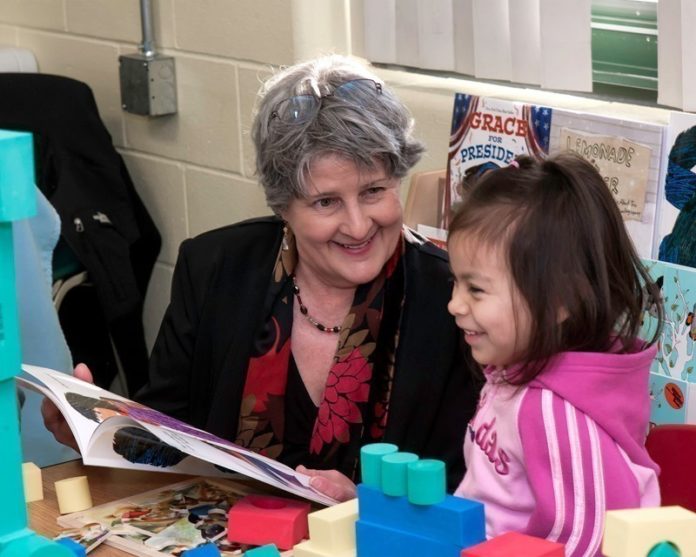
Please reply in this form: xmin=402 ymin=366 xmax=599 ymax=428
xmin=443 ymin=94 xmax=552 ymax=227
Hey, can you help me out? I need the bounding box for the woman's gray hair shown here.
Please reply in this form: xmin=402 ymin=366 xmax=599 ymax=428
xmin=252 ymin=55 xmax=425 ymax=214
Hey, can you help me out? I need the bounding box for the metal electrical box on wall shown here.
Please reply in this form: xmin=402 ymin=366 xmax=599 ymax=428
xmin=119 ymin=53 xmax=177 ymax=116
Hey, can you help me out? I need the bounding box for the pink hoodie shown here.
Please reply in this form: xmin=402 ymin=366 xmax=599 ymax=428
xmin=455 ymin=341 xmax=660 ymax=557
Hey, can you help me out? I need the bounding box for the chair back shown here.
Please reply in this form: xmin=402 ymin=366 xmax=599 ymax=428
xmin=403 ymin=170 xmax=445 ymax=229
xmin=645 ymin=424 xmax=696 ymax=511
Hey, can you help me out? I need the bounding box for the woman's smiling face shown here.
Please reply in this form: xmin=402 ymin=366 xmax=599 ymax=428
xmin=281 ymin=154 xmax=403 ymax=289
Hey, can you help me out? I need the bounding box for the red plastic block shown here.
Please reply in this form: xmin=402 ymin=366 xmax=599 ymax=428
xmin=461 ymin=532 xmax=565 ymax=556
xmin=226 ymin=494 xmax=310 ymax=550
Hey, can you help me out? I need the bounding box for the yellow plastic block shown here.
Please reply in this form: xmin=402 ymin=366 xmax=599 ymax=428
xmin=292 ymin=499 xmax=358 ymax=557
xmin=292 ymin=539 xmax=355 ymax=557
xmin=55 ymin=475 xmax=93 ymax=514
xmin=22 ymin=462 xmax=43 ymax=502
xmin=602 ymin=506 xmax=696 ymax=557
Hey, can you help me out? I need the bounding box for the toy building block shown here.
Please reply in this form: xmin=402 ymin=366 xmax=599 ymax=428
xmin=244 ymin=544 xmax=281 ymax=556
xmin=182 ymin=543 xmax=221 ymax=556
xmin=292 ymin=542 xmax=354 ymax=557
xmin=648 ymin=542 xmax=680 ymax=557
xmin=602 ymin=506 xmax=696 ymax=557
xmin=381 ymin=452 xmax=418 ymax=497
xmin=360 ymin=443 xmax=398 ymax=488
xmin=227 ymin=494 xmax=310 ymax=550
xmin=55 ymin=476 xmax=93 ymax=514
xmin=407 ymin=459 xmax=446 ymax=505
xmin=22 ymin=462 xmax=43 ymax=503
xmin=356 ymin=517 xmax=463 ymax=557
xmin=0 ymin=129 xmax=73 ymax=556
xmin=55 ymin=538 xmax=86 ymax=557
xmin=292 ymin=498 xmax=358 ymax=557
xmin=461 ymin=532 xmax=564 ymax=556
xmin=357 ymin=483 xmax=485 ymax=548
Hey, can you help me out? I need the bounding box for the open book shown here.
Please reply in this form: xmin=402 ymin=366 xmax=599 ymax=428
xmin=18 ymin=365 xmax=336 ymax=506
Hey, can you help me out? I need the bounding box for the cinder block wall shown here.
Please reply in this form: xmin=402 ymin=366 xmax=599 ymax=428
xmin=0 ymin=0 xmax=341 ymax=348
xmin=0 ymin=0 xmax=669 ymax=348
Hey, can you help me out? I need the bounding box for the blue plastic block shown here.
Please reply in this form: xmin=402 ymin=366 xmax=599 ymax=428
xmin=55 ymin=537 xmax=87 ymax=557
xmin=244 ymin=544 xmax=281 ymax=556
xmin=182 ymin=542 xmax=221 ymax=556
xmin=357 ymin=483 xmax=485 ymax=548
xmin=356 ymin=519 xmax=462 ymax=557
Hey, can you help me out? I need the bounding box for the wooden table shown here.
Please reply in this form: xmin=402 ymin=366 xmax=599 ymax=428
xmin=29 ymin=460 xmax=193 ymax=556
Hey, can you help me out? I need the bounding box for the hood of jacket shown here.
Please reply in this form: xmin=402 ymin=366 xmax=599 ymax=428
xmin=526 ymin=340 xmax=658 ymax=472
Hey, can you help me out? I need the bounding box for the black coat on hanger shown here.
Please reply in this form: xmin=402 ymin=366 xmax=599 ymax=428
xmin=0 ymin=73 xmax=161 ymax=394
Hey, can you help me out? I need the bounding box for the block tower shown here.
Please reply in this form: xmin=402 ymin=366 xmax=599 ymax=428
xmin=0 ymin=130 xmax=72 ymax=556
xmin=355 ymin=443 xmax=486 ymax=556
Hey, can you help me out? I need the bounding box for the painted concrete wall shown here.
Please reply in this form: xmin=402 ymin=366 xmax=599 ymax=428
xmin=0 ymin=0 xmax=669 ymax=348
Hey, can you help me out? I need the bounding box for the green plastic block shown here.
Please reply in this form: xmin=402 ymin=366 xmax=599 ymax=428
xmin=360 ymin=443 xmax=398 ymax=489
xmin=407 ymin=459 xmax=446 ymax=506
xmin=381 ymin=452 xmax=418 ymax=497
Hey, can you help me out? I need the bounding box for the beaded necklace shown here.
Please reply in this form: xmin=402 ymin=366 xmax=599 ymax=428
xmin=290 ymin=274 xmax=343 ymax=334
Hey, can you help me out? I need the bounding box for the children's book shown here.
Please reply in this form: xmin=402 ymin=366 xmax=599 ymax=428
xmin=444 ymin=94 xmax=552 ymax=227
xmin=653 ymin=111 xmax=696 ymax=267
xmin=57 ymin=476 xmax=294 ymax=556
xmin=17 ymin=365 xmax=336 ymax=506
xmin=641 ymin=258 xmax=696 ymax=425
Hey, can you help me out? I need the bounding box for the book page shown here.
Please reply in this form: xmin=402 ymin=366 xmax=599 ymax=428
xmin=18 ymin=366 xmax=112 ymax=454
xmin=19 ymin=364 xmax=336 ymax=506
xmin=58 ymin=477 xmax=294 ymax=556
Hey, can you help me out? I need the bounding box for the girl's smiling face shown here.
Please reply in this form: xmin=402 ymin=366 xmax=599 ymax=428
xmin=447 ymin=232 xmax=532 ymax=369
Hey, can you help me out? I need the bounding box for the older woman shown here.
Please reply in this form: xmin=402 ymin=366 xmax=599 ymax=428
xmin=44 ymin=55 xmax=479 ymax=500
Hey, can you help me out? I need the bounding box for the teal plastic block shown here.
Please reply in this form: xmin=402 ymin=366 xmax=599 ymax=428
xmin=407 ymin=459 xmax=446 ymax=505
xmin=360 ymin=443 xmax=398 ymax=488
xmin=0 ymin=225 xmax=21 ymax=381
xmin=647 ymin=542 xmax=680 ymax=557
xmin=244 ymin=544 xmax=281 ymax=556
xmin=0 ymin=130 xmax=36 ymax=223
xmin=382 ymin=452 xmax=418 ymax=497
xmin=357 ymin=483 xmax=485 ymax=548
xmin=182 ymin=543 xmax=221 ymax=556
xmin=356 ymin=519 xmax=462 ymax=557
xmin=55 ymin=537 xmax=87 ymax=556
xmin=0 ymin=127 xmax=71 ymax=557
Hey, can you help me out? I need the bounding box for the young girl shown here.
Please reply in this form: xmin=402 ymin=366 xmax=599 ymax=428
xmin=448 ymin=153 xmax=663 ymax=556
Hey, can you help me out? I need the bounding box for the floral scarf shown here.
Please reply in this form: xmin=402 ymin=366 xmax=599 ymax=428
xmin=234 ymin=226 xmax=405 ymax=478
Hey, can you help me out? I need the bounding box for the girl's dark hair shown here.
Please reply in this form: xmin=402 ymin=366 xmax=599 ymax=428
xmin=448 ymin=152 xmax=663 ymax=384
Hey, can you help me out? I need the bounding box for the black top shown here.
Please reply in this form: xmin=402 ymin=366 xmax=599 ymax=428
xmin=278 ymin=355 xmax=321 ymax=470
xmin=136 ymin=217 xmax=481 ymax=490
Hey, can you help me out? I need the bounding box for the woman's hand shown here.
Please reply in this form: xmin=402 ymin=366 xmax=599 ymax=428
xmin=41 ymin=363 xmax=93 ymax=452
xmin=296 ymin=465 xmax=357 ymax=502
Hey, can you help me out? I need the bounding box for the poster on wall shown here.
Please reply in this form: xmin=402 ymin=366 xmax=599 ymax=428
xmin=547 ymin=109 xmax=663 ymax=259
xmin=641 ymin=258 xmax=696 ymax=426
xmin=654 ymin=111 xmax=696 ymax=268
xmin=444 ymin=94 xmax=552 ymax=227
xmin=444 ymin=95 xmax=663 ymax=259
xmin=559 ymin=128 xmax=651 ymax=222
